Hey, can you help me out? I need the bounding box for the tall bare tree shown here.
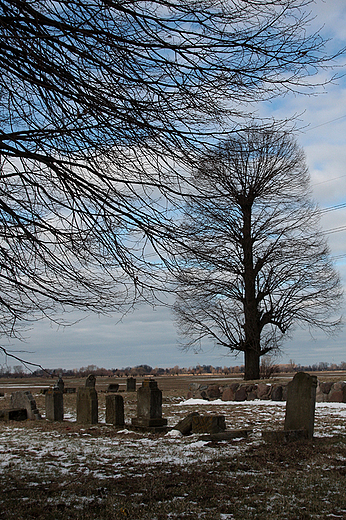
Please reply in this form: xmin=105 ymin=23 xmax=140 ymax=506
xmin=173 ymin=125 xmax=343 ymax=380
xmin=0 ymin=0 xmax=340 ymax=335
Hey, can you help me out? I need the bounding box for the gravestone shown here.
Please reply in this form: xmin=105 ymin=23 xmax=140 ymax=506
xmin=10 ymin=391 xmax=41 ymax=420
xmin=106 ymin=394 xmax=124 ymax=427
xmin=191 ymin=415 xmax=226 ymax=434
xmin=131 ymin=379 xmax=167 ymax=432
xmin=126 ymin=377 xmax=136 ymax=392
xmin=45 ymin=386 xmax=64 ymax=422
xmin=284 ymin=372 xmax=317 ymax=439
xmin=56 ymin=377 xmax=64 ymax=393
xmin=0 ymin=409 xmax=27 ymax=421
xmin=76 ymin=375 xmax=98 ymax=424
xmin=107 ymin=383 xmax=119 ymax=393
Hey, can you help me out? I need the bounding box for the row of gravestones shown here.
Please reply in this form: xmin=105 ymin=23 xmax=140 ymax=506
xmin=2 ymin=372 xmax=321 ymax=441
xmin=3 ymin=375 xmax=167 ymax=432
xmin=187 ymin=379 xmax=346 ymax=403
xmin=175 ymin=372 xmax=318 ymax=440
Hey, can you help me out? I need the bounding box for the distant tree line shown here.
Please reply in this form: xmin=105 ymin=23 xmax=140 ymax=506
xmin=1 ymin=361 xmax=346 ymax=379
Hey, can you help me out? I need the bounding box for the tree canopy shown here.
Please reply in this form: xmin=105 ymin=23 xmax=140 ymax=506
xmin=0 ymin=0 xmax=340 ymax=335
xmin=173 ymin=125 xmax=343 ymax=380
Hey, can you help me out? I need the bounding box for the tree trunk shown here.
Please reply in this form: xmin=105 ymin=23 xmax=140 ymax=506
xmin=244 ymin=348 xmax=260 ymax=380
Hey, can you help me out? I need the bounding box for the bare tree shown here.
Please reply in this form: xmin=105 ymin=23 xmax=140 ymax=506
xmin=173 ymin=125 xmax=343 ymax=380
xmin=0 ymin=0 xmax=341 ymax=335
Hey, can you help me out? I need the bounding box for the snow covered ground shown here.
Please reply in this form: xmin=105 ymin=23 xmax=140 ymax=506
xmin=0 ymin=398 xmax=345 ymax=484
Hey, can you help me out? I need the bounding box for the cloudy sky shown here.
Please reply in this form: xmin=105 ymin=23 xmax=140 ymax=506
xmin=3 ymin=0 xmax=346 ymax=371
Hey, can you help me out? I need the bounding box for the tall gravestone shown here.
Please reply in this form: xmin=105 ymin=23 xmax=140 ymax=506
xmin=106 ymin=394 xmax=124 ymax=427
xmin=45 ymin=378 xmax=64 ymax=421
xmin=131 ymin=379 xmax=167 ymax=432
xmin=284 ymin=372 xmax=317 ymax=439
xmin=77 ymin=374 xmax=98 ymax=424
xmin=126 ymin=377 xmax=136 ymax=392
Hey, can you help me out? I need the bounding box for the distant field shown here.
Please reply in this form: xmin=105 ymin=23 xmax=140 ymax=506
xmin=0 ymin=374 xmax=345 ymax=519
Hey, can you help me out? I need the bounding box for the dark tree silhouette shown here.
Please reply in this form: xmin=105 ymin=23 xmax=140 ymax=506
xmin=0 ymin=0 xmax=340 ymax=335
xmin=173 ymin=125 xmax=343 ymax=380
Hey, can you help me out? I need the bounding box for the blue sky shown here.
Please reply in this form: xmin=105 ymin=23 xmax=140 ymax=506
xmin=2 ymin=0 xmax=346 ymax=371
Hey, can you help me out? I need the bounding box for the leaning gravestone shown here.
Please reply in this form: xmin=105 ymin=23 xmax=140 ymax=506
xmin=284 ymin=372 xmax=317 ymax=439
xmin=131 ymin=379 xmax=167 ymax=432
xmin=126 ymin=377 xmax=136 ymax=392
xmin=106 ymin=394 xmax=124 ymax=427
xmin=10 ymin=391 xmax=41 ymax=420
xmin=191 ymin=415 xmax=226 ymax=434
xmin=45 ymin=379 xmax=64 ymax=422
xmin=76 ymin=374 xmax=98 ymax=424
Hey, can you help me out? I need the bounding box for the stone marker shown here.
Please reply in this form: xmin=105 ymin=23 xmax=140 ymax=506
xmin=56 ymin=377 xmax=64 ymax=393
xmin=10 ymin=391 xmax=41 ymax=420
xmin=77 ymin=375 xmax=98 ymax=424
xmin=131 ymin=379 xmax=167 ymax=432
xmin=0 ymin=408 xmax=27 ymax=421
xmin=107 ymin=383 xmax=119 ymax=393
xmin=173 ymin=412 xmax=200 ymax=435
xmin=191 ymin=415 xmax=226 ymax=434
xmin=64 ymin=387 xmax=76 ymax=394
xmin=284 ymin=372 xmax=317 ymax=439
xmin=106 ymin=394 xmax=124 ymax=427
xmin=45 ymin=387 xmax=64 ymax=422
xmin=126 ymin=377 xmax=136 ymax=392
xmin=200 ymin=429 xmax=252 ymax=441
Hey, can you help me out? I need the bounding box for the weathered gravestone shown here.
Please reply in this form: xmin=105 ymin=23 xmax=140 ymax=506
xmin=262 ymin=372 xmax=317 ymax=442
xmin=0 ymin=408 xmax=27 ymax=421
xmin=76 ymin=374 xmax=98 ymax=424
xmin=131 ymin=379 xmax=167 ymax=432
xmin=107 ymin=383 xmax=119 ymax=393
xmin=126 ymin=377 xmax=136 ymax=392
xmin=10 ymin=391 xmax=41 ymax=420
xmin=284 ymin=372 xmax=317 ymax=439
xmin=106 ymin=394 xmax=124 ymax=427
xmin=45 ymin=379 xmax=64 ymax=422
xmin=56 ymin=377 xmax=64 ymax=393
xmin=191 ymin=415 xmax=226 ymax=434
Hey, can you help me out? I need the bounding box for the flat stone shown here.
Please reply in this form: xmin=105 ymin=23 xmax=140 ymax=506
xmin=200 ymin=429 xmax=252 ymax=441
xmin=262 ymin=429 xmax=309 ymax=442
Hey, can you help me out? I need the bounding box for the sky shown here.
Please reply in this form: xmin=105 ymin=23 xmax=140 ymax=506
xmin=2 ymin=0 xmax=346 ymax=371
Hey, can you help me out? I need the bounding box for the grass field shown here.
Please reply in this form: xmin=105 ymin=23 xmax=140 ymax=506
xmin=0 ymin=375 xmax=345 ymax=519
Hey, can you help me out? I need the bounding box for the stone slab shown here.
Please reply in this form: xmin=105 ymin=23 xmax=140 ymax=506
xmin=262 ymin=429 xmax=309 ymax=442
xmin=45 ymin=388 xmax=64 ymax=422
xmin=10 ymin=391 xmax=41 ymax=420
xmin=284 ymin=372 xmax=317 ymax=439
xmin=173 ymin=412 xmax=199 ymax=435
xmin=0 ymin=408 xmax=27 ymax=421
xmin=106 ymin=394 xmax=124 ymax=426
xmin=191 ymin=415 xmax=226 ymax=434
xmin=76 ymin=387 xmax=98 ymax=424
xmin=200 ymin=429 xmax=252 ymax=441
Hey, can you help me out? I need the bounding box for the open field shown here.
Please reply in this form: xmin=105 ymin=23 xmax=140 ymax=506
xmin=0 ymin=375 xmax=345 ymax=519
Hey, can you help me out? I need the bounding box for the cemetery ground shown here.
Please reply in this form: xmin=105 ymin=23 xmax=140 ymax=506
xmin=0 ymin=375 xmax=346 ymax=519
